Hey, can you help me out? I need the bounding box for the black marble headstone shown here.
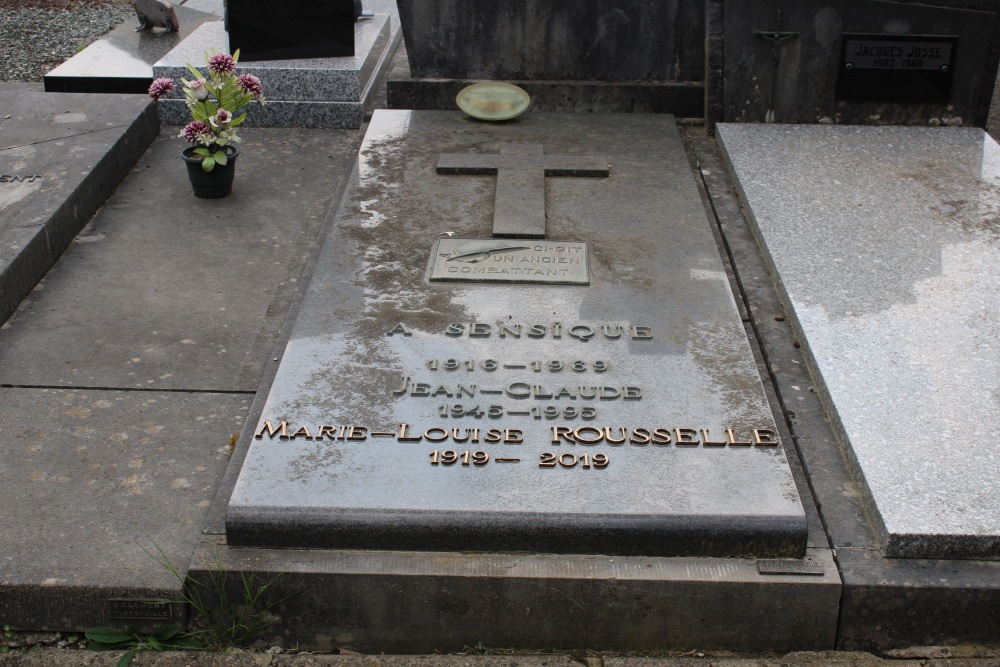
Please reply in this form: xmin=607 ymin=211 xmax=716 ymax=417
xmin=226 ymin=0 xmax=355 ymax=61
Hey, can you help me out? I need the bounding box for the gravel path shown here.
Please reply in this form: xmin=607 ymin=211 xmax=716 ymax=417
xmin=0 ymin=1 xmax=135 ymax=82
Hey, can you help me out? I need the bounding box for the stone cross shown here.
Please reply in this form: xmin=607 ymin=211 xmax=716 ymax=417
xmin=437 ymin=142 xmax=609 ymax=239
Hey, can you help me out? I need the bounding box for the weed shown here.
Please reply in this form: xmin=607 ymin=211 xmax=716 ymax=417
xmin=85 ymin=625 xmax=200 ymax=667
xmin=140 ymin=540 xmax=292 ymax=651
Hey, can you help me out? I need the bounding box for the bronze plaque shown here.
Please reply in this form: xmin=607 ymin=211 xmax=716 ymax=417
xmin=429 ymin=238 xmax=589 ymax=285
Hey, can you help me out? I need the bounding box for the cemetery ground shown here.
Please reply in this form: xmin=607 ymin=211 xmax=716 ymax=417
xmin=1 ymin=4 xmax=1000 ymax=667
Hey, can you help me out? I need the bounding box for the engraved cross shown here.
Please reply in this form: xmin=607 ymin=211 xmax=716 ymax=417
xmin=437 ymin=142 xmax=609 ymax=239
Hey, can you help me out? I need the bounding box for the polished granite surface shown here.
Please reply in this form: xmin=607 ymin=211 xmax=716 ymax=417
xmin=718 ymin=124 xmax=1000 ymax=559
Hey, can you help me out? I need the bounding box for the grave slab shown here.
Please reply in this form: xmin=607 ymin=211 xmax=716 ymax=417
xmin=226 ymin=111 xmax=807 ymax=558
xmin=0 ymin=84 xmax=157 ymax=326
xmin=43 ymin=3 xmax=219 ymax=95
xmin=718 ymin=124 xmax=1000 ymax=560
xmin=0 ymin=127 xmax=360 ymax=392
xmin=153 ymin=16 xmax=392 ymax=129
xmin=0 ymin=387 xmax=249 ymax=630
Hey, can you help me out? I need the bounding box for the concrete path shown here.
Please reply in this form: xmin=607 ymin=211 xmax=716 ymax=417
xmin=0 ymin=99 xmax=364 ymax=629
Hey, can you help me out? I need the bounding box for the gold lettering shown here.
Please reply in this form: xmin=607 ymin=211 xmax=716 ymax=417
xmin=552 ymin=426 xmax=574 ymax=444
xmin=346 ymin=426 xmax=368 ymax=441
xmin=424 ymin=427 xmax=449 ymax=443
xmin=573 ymin=426 xmax=604 ymax=445
xmin=701 ymin=429 xmax=727 ymax=447
xmin=753 ymin=429 xmax=779 ymax=446
xmin=289 ymin=425 xmax=313 ymax=440
xmin=255 ymin=420 xmax=289 ymax=439
xmin=651 ymin=428 xmax=672 ymax=445
xmin=316 ymin=425 xmax=338 ymax=440
xmin=604 ymin=427 xmax=627 ymax=444
xmin=674 ymin=428 xmax=699 ymax=446
xmin=504 ymin=429 xmax=523 ymax=444
xmin=485 ymin=428 xmax=503 ymax=443
xmin=726 ymin=428 xmax=752 ymax=447
xmin=385 ymin=322 xmax=412 ymax=337
xmin=630 ymin=428 xmax=651 ymax=445
xmin=398 ymin=423 xmax=423 ymax=442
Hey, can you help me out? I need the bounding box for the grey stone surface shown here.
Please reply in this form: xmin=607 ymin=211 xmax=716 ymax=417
xmin=0 ymin=387 xmax=248 ymax=630
xmin=43 ymin=4 xmax=218 ymax=94
xmin=0 ymin=128 xmax=357 ymax=392
xmin=0 ymin=84 xmax=157 ymax=326
xmin=152 ymin=16 xmax=391 ymax=128
xmin=717 ymin=0 xmax=999 ymax=126
xmin=718 ymin=124 xmax=1000 ymax=559
xmin=395 ymin=0 xmax=704 ymax=83
xmin=194 ymin=537 xmax=839 ymax=652
xmin=226 ymin=111 xmax=806 ymax=557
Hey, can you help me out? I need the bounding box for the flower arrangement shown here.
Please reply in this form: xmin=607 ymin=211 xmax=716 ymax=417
xmin=148 ymin=49 xmax=265 ymax=172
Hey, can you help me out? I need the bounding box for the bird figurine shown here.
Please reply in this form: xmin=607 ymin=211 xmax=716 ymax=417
xmin=133 ymin=0 xmax=180 ymax=33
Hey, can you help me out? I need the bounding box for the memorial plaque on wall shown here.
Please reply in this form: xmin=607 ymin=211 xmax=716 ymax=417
xmin=836 ymin=34 xmax=958 ymax=104
xmin=226 ymin=111 xmax=807 ymax=558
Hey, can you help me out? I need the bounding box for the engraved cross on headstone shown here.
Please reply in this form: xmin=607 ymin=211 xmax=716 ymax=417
xmin=437 ymin=142 xmax=609 ymax=239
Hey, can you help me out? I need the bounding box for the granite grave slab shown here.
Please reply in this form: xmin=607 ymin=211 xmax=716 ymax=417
xmin=43 ymin=3 xmax=219 ymax=94
xmin=0 ymin=84 xmax=157 ymax=327
xmin=718 ymin=123 xmax=1000 ymax=559
xmin=153 ymin=16 xmax=392 ymax=128
xmin=226 ymin=111 xmax=807 ymax=557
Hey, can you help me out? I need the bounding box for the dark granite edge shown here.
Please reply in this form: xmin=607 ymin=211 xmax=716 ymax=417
xmin=700 ymin=126 xmax=1000 ymax=650
xmin=190 ymin=536 xmax=839 ymax=652
xmin=0 ymin=101 xmax=159 ymax=326
xmin=0 ymin=583 xmax=188 ymax=634
xmin=42 ymin=76 xmax=156 ymax=96
xmin=681 ymin=130 xmax=830 ymax=553
xmin=226 ymin=504 xmax=807 ymax=558
xmin=711 ymin=125 xmax=894 ymax=557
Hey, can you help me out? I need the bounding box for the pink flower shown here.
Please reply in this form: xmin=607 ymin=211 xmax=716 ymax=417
xmin=179 ymin=121 xmax=212 ymax=143
xmin=237 ymin=73 xmax=263 ymax=97
xmin=148 ymin=77 xmax=175 ymax=99
xmin=188 ymin=78 xmax=209 ymax=100
xmin=207 ymin=53 xmax=236 ymax=74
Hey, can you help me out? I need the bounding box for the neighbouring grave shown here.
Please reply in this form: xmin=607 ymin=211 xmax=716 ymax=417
xmin=153 ymin=16 xmax=392 ymax=128
xmin=0 ymin=83 xmax=157 ymax=326
xmin=712 ymin=0 xmax=1000 ymax=126
xmin=226 ymin=111 xmax=807 ymax=557
xmin=718 ymin=123 xmax=1000 ymax=559
xmin=43 ymin=2 xmax=218 ymax=94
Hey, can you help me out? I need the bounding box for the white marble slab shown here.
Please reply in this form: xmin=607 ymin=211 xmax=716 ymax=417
xmin=718 ymin=124 xmax=1000 ymax=559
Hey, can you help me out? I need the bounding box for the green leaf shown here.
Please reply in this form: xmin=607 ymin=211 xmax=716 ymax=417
xmin=214 ymin=151 xmax=228 ymax=167
xmin=232 ymin=48 xmax=241 ymax=63
xmin=116 ymin=648 xmax=138 ymax=667
xmin=194 ymin=147 xmax=211 ymax=157
xmin=85 ymin=628 xmax=133 ymax=644
xmin=146 ymin=635 xmax=162 ymax=652
xmin=152 ymin=625 xmax=180 ymax=642
xmin=186 ymin=63 xmax=204 ymax=80
xmin=202 ymin=156 xmax=216 ymax=172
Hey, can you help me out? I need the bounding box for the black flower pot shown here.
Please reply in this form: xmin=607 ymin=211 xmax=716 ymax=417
xmin=181 ymin=145 xmax=239 ymax=199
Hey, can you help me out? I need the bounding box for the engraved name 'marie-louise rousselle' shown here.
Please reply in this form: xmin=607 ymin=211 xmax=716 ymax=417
xmin=253 ymin=321 xmax=781 ymax=470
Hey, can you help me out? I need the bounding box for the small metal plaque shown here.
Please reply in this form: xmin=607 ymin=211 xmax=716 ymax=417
xmin=757 ymin=559 xmax=826 ymax=576
xmin=107 ymin=598 xmax=174 ymax=621
xmin=429 ymin=238 xmax=589 ymax=285
xmin=837 ymin=34 xmax=957 ymax=104
xmin=456 ymin=82 xmax=531 ymax=121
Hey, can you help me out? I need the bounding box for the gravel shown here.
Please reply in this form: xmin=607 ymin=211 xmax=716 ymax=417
xmin=0 ymin=1 xmax=135 ymax=82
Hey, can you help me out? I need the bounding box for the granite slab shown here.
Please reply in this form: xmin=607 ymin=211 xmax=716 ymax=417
xmin=43 ymin=3 xmax=219 ymax=94
xmin=0 ymin=127 xmax=360 ymax=392
xmin=152 ymin=16 xmax=391 ymax=128
xmin=0 ymin=84 xmax=157 ymax=326
xmin=226 ymin=111 xmax=807 ymax=557
xmin=718 ymin=123 xmax=1000 ymax=559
